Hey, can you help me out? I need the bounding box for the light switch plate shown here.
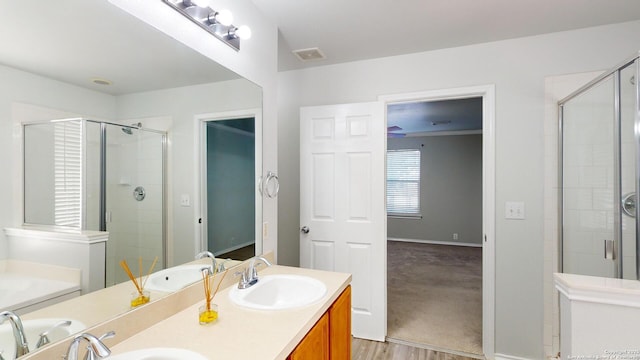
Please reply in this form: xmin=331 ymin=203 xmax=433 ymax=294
xmin=180 ymin=194 xmax=190 ymax=207
xmin=505 ymin=201 xmax=525 ymax=220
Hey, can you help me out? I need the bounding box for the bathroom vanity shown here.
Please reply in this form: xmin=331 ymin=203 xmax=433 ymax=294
xmin=19 ymin=259 xmax=352 ymax=360
xmin=555 ymin=273 xmax=640 ymax=358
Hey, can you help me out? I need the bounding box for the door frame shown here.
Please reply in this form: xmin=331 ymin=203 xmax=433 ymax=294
xmin=379 ymin=84 xmax=496 ymax=358
xmin=193 ymin=108 xmax=263 ymax=257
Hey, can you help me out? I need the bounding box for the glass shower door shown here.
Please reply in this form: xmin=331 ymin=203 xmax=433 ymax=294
xmin=104 ymin=124 xmax=165 ymax=286
xmin=619 ymin=62 xmax=638 ymax=280
xmin=562 ymin=75 xmax=617 ymax=278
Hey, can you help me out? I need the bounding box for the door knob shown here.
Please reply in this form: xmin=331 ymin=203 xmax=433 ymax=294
xmin=300 ymin=226 xmax=310 ymax=234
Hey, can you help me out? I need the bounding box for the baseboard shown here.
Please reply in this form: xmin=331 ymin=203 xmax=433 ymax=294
xmin=495 ymin=353 xmax=535 ymax=360
xmin=388 ymin=237 xmax=482 ymax=248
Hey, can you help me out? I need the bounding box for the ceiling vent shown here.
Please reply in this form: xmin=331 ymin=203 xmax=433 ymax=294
xmin=292 ymin=47 xmax=326 ymax=62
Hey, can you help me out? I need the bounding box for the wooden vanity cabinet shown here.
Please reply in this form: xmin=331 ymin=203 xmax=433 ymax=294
xmin=288 ymin=285 xmax=352 ymax=360
xmin=288 ymin=312 xmax=330 ymax=360
xmin=329 ymin=285 xmax=351 ymax=359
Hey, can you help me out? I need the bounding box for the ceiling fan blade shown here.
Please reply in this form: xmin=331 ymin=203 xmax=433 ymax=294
xmin=387 ymin=133 xmax=406 ymax=138
xmin=387 ymin=125 xmax=403 ymax=132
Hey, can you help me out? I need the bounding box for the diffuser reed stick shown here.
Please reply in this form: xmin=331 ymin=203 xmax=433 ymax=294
xmin=211 ymin=269 xmax=228 ymax=301
xmin=119 ymin=259 xmax=142 ymax=294
xmin=141 ymin=256 xmax=159 ymax=289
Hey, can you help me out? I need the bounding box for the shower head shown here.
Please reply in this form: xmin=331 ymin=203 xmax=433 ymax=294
xmin=121 ymin=122 xmax=142 ymax=135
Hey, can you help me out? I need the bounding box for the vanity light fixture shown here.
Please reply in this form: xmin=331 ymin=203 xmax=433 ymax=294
xmin=163 ymin=0 xmax=251 ymax=51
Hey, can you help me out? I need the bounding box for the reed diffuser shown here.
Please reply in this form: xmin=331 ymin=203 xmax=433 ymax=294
xmin=120 ymin=256 xmax=158 ymax=308
xmin=199 ymin=267 xmax=228 ymax=325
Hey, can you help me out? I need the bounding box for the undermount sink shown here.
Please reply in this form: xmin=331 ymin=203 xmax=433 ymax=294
xmin=228 ymin=274 xmax=327 ymax=310
xmin=0 ymin=318 xmax=86 ymax=359
xmin=145 ymin=264 xmax=209 ymax=292
xmin=107 ymin=347 xmax=209 ymax=360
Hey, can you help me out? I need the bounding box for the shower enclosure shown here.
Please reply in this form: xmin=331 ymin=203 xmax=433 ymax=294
xmin=23 ymin=118 xmax=166 ymax=286
xmin=560 ymin=55 xmax=639 ymax=280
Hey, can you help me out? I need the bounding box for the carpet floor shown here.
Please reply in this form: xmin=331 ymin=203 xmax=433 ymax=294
xmin=387 ymin=241 xmax=482 ymax=356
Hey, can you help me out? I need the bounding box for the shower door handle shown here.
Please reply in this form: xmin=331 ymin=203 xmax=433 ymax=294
xmin=622 ymin=192 xmax=636 ymax=217
xmin=604 ymin=239 xmax=615 ymax=260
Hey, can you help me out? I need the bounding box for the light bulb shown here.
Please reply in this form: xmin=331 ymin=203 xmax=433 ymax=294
xmin=235 ymin=25 xmax=252 ymax=40
xmin=191 ymin=0 xmax=209 ymax=8
xmin=216 ymin=9 xmax=233 ymax=26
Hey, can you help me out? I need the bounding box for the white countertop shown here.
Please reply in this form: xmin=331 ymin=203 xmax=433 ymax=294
xmin=554 ymin=272 xmax=640 ymax=308
xmin=107 ymin=265 xmax=351 ymax=360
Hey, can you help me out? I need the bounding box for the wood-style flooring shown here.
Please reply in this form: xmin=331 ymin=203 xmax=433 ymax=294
xmin=353 ymin=338 xmax=480 ymax=360
xmin=217 ymin=243 xmax=255 ymax=261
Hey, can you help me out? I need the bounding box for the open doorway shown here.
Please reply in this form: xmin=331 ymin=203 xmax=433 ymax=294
xmin=205 ymin=118 xmax=256 ymax=260
xmin=384 ymin=97 xmax=484 ymax=357
xmin=197 ymin=109 xmax=263 ymax=262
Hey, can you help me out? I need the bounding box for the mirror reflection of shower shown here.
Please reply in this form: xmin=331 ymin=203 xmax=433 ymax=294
xmin=121 ymin=122 xmax=142 ymax=135
xmin=23 ymin=118 xmax=167 ymax=287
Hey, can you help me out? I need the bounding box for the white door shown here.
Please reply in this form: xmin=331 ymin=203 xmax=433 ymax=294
xmin=300 ymin=102 xmax=386 ymax=341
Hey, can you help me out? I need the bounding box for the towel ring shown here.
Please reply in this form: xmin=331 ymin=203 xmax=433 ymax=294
xmin=264 ymin=171 xmax=279 ymax=198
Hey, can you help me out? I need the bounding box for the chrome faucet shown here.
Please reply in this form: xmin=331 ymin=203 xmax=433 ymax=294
xmin=195 ymin=251 xmax=217 ymax=275
xmin=236 ymin=256 xmax=272 ymax=289
xmin=65 ymin=332 xmax=112 ymax=360
xmin=83 ymin=331 xmax=115 ymax=360
xmin=217 ymin=258 xmax=233 ymax=272
xmin=0 ymin=311 xmax=29 ymax=357
xmin=36 ymin=320 xmax=72 ymax=348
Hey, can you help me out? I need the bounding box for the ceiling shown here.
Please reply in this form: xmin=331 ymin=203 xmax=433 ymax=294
xmin=4 ymin=1 xmax=640 ymax=131
xmin=387 ymin=98 xmax=482 ymax=137
xmin=249 ymin=0 xmax=640 ymax=134
xmin=251 ymin=0 xmax=640 ymax=71
xmin=0 ymin=0 xmax=240 ymax=95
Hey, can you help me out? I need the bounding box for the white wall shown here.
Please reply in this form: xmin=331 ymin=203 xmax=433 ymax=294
xmin=277 ymin=21 xmax=640 ymax=359
xmin=109 ymin=0 xmax=279 ymax=259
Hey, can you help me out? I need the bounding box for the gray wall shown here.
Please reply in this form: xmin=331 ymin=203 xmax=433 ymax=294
xmin=387 ymin=134 xmax=482 ymax=245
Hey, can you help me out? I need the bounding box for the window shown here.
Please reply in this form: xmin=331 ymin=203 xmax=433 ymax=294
xmin=386 ymin=149 xmax=421 ymax=216
xmin=54 ymin=121 xmax=82 ymax=228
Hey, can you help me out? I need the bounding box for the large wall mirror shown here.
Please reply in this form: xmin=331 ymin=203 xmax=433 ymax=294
xmin=0 ymin=0 xmax=262 ymax=357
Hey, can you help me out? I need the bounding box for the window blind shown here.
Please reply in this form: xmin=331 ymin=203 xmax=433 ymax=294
xmin=387 ymin=149 xmax=420 ymax=216
xmin=54 ymin=121 xmax=82 ymax=227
